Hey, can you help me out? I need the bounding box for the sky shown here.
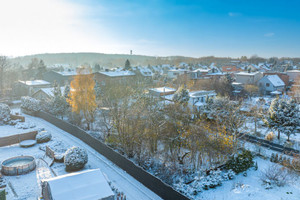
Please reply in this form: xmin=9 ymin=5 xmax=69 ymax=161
xmin=0 ymin=0 xmax=300 ymax=58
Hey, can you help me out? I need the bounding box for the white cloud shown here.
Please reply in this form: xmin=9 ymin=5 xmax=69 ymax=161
xmin=264 ymin=32 xmax=275 ymax=37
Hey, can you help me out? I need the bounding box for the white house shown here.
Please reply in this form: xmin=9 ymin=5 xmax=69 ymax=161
xmin=258 ymin=75 xmax=285 ymax=95
xmin=161 ymin=90 xmax=217 ymax=109
xmin=235 ymin=72 xmax=263 ymax=85
xmin=149 ymin=87 xmax=176 ymax=97
xmin=188 ymin=90 xmax=217 ymax=108
xmin=167 ymin=69 xmax=189 ymax=79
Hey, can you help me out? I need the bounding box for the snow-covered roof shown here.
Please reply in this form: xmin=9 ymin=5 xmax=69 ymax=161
xmin=99 ymin=71 xmax=135 ymax=77
xmin=137 ymin=66 xmax=153 ymax=77
xmin=192 ymin=69 xmax=209 ymax=73
xmin=189 ymin=90 xmax=216 ymax=98
xmin=56 ymin=71 xmax=77 ymax=76
xmin=236 ymin=71 xmax=261 ymax=76
xmin=19 ymin=80 xmax=50 ymax=86
xmin=36 ymin=87 xmax=65 ymax=97
xmin=286 ymin=70 xmax=300 ymax=73
xmin=43 ymin=169 xmax=114 ymax=200
xmin=149 ymin=87 xmax=176 ymax=93
xmin=265 ymin=75 xmax=285 ymax=87
xmin=270 ymin=91 xmax=282 ymax=95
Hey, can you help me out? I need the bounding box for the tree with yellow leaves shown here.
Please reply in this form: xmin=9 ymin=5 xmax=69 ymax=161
xmin=67 ymin=66 xmax=96 ymax=130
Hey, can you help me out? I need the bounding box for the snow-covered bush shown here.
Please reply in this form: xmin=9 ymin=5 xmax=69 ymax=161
xmin=64 ymin=146 xmax=88 ymax=171
xmin=15 ymin=121 xmax=36 ymax=129
xmin=225 ymin=150 xmax=254 ymax=173
xmin=36 ymin=131 xmax=52 ymax=143
xmin=0 ymin=103 xmax=11 ymax=124
xmin=21 ymin=96 xmax=40 ymax=114
xmin=261 ymin=164 xmax=291 ymax=187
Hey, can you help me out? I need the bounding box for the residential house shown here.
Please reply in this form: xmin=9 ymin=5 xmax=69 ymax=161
xmin=148 ymin=87 xmax=176 ymax=97
xmin=32 ymin=87 xmax=64 ymax=100
xmin=94 ymin=70 xmax=136 ymax=86
xmin=167 ymin=69 xmax=189 ymax=79
xmin=258 ymin=75 xmax=285 ymax=95
xmin=263 ymin=72 xmax=289 ymax=86
xmin=14 ymin=80 xmax=51 ymax=97
xmin=235 ymin=72 xmax=263 ymax=85
xmin=286 ymin=70 xmax=300 ymax=82
xmin=221 ymin=65 xmax=242 ymax=73
xmin=43 ymin=70 xmax=77 ymax=85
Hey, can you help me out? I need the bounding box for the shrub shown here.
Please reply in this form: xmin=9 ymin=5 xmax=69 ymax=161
xmin=225 ymin=150 xmax=254 ymax=173
xmin=0 ymin=189 xmax=6 ymax=200
xmin=265 ymin=132 xmax=275 ymax=141
xmin=21 ymin=96 xmax=40 ymax=113
xmin=261 ymin=164 xmax=291 ymax=187
xmin=36 ymin=131 xmax=52 ymax=143
xmin=64 ymin=146 xmax=88 ymax=171
xmin=0 ymin=103 xmax=10 ymax=124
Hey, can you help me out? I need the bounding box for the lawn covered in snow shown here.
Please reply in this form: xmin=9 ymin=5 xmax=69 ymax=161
xmin=199 ymin=157 xmax=300 ymax=200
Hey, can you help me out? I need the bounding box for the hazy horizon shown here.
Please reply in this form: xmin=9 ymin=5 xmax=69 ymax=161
xmin=1 ymin=0 xmax=300 ymax=58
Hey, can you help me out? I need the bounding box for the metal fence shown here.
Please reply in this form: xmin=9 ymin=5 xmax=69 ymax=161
xmin=36 ymin=111 xmax=189 ymax=200
xmin=240 ymin=133 xmax=300 ymax=155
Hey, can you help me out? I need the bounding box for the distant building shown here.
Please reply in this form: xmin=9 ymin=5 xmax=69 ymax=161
xmin=190 ymin=67 xmax=223 ymax=80
xmin=43 ymin=70 xmax=78 ymax=85
xmin=32 ymin=87 xmax=64 ymax=100
xmin=286 ymin=70 xmax=300 ymax=82
xmin=263 ymin=72 xmax=289 ymax=86
xmin=235 ymin=72 xmax=263 ymax=85
xmin=167 ymin=69 xmax=189 ymax=79
xmin=258 ymin=75 xmax=285 ymax=95
xmin=94 ymin=70 xmax=136 ymax=85
xmin=149 ymin=87 xmax=176 ymax=97
xmin=221 ymin=65 xmax=242 ymax=73
xmin=14 ymin=80 xmax=51 ymax=97
xmin=160 ymin=89 xmax=217 ymax=109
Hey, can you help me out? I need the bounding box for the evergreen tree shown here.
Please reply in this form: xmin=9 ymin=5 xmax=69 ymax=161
xmin=125 ymin=59 xmax=131 ymax=70
xmin=280 ymin=99 xmax=299 ymax=141
xmin=266 ymin=97 xmax=282 ymax=139
xmin=51 ymin=81 xmax=68 ymax=119
xmin=172 ymin=85 xmax=190 ymax=105
xmin=94 ymin=63 xmax=101 ymax=72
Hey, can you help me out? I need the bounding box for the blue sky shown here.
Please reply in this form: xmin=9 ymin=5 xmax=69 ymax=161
xmin=1 ymin=0 xmax=300 ymax=57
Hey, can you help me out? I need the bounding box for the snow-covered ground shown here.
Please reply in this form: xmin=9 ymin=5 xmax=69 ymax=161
xmin=0 ymin=112 xmax=162 ymax=200
xmin=200 ymin=157 xmax=300 ymax=200
xmin=0 ymin=122 xmax=37 ymax=137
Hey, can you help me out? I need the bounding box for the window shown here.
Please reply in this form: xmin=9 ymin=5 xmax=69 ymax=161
xmin=266 ymin=83 xmax=270 ymax=87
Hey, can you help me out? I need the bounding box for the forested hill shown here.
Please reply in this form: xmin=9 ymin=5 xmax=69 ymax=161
xmin=10 ymin=52 xmax=239 ymax=68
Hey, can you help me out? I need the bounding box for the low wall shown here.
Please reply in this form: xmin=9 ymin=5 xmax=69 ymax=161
xmin=36 ymin=111 xmax=189 ymax=200
xmin=0 ymin=131 xmax=38 ymax=147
